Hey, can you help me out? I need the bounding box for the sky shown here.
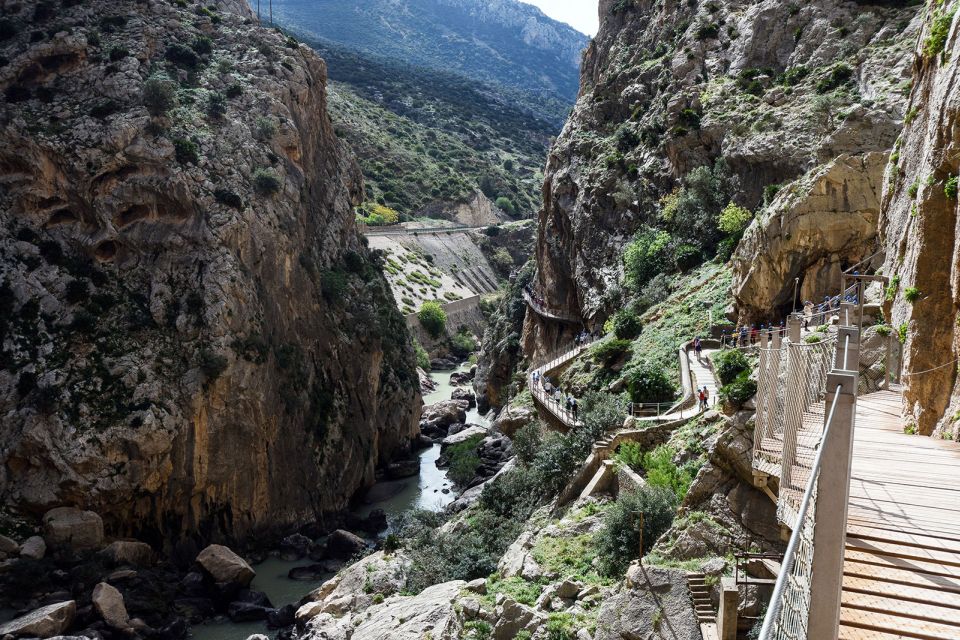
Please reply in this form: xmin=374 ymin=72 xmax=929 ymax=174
xmin=524 ymin=0 xmax=600 ymax=36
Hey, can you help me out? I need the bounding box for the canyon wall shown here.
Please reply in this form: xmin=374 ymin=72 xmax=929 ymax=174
xmin=880 ymin=0 xmax=960 ymax=437
xmin=525 ymin=0 xmax=919 ymax=355
xmin=0 ymin=0 xmax=420 ymax=544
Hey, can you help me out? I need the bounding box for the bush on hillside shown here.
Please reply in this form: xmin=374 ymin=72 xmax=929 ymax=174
xmin=592 ymin=338 xmax=633 ymax=366
xmin=413 ymin=340 xmax=430 ymax=370
xmin=511 ymin=423 xmax=542 ymax=466
xmin=624 ymin=362 xmax=675 ymax=404
xmin=612 ymin=309 xmax=642 ymax=340
xmin=450 ymin=329 xmax=476 ymax=357
xmin=720 ymin=370 xmax=757 ymax=409
xmin=718 ymin=202 xmax=753 ymax=235
xmin=594 ymin=484 xmax=678 ymax=577
xmin=142 ymin=73 xmax=178 ymax=116
xmin=640 ymin=445 xmax=698 ymax=500
xmin=624 ymin=228 xmax=671 ymax=291
xmin=579 ymin=391 xmax=627 ymax=442
xmin=418 ymin=301 xmax=447 ymax=338
xmin=713 ymin=348 xmax=750 ymax=385
xmin=253 ymin=168 xmax=282 ymax=195
xmin=447 ymin=434 xmax=483 ymax=486
xmin=495 ymin=196 xmax=516 ymax=215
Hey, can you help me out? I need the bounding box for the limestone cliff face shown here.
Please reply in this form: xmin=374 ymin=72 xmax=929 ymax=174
xmin=0 ymin=0 xmax=420 ymax=543
xmin=527 ymin=0 xmax=919 ymax=353
xmin=880 ymin=0 xmax=960 ymax=437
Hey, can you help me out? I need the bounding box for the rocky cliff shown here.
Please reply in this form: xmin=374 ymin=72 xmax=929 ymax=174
xmin=525 ymin=0 xmax=920 ymax=353
xmin=880 ymin=0 xmax=960 ymax=437
xmin=0 ymin=0 xmax=420 ymax=543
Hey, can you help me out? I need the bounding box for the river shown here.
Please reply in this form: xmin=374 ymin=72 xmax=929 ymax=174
xmin=190 ymin=363 xmax=486 ymax=640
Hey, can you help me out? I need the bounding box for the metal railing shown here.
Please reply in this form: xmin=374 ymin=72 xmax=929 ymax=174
xmin=529 ymin=335 xmax=599 ymax=428
xmin=522 ymin=287 xmax=582 ymax=323
xmin=757 ymin=299 xmax=861 ymax=639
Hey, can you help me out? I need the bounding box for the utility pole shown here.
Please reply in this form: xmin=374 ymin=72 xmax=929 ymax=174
xmin=256 ymin=0 xmax=261 ymax=22
xmin=269 ymin=0 xmax=273 ymax=26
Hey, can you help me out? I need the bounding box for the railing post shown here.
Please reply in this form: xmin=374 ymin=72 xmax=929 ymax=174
xmin=807 ymin=369 xmax=858 ymax=640
xmin=788 ymin=313 xmax=802 ymax=343
xmin=839 ymin=302 xmax=856 ymax=327
xmin=834 ymin=327 xmax=860 ymax=372
xmin=779 ymin=342 xmax=802 ymax=494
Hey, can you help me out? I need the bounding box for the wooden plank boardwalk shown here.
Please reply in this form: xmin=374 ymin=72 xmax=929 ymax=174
xmin=839 ymin=388 xmax=960 ymax=640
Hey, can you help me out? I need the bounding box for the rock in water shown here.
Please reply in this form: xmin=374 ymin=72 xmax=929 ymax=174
xmin=196 ymin=544 xmax=255 ymax=587
xmin=20 ymin=535 xmax=47 ymax=560
xmin=92 ymin=582 xmax=130 ymax=630
xmin=325 ymin=530 xmax=366 ymax=559
xmin=0 ymin=600 xmax=76 ymax=638
xmin=43 ymin=507 xmax=104 ymax=551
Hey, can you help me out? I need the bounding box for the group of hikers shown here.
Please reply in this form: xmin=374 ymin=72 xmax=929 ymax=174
xmin=574 ymin=330 xmax=599 ymax=347
xmin=531 ymin=370 xmax=579 ymax=418
xmin=523 ymin=285 xmax=548 ymax=310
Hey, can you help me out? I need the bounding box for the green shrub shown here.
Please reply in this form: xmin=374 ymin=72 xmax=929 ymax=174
xmin=624 ymin=228 xmax=671 ymax=291
xmin=413 ymin=340 xmax=430 ymax=370
xmin=143 ymin=73 xmax=179 ymax=116
xmin=592 ymin=338 xmax=632 ymax=366
xmin=695 ymin=22 xmax=719 ymax=40
xmin=908 ymin=180 xmax=920 ymax=198
xmin=320 ymin=269 xmax=349 ymax=302
xmin=172 ymin=138 xmax=199 ymax=165
xmin=924 ymin=7 xmax=957 ymax=59
xmin=612 ymin=309 xmax=642 ymax=340
xmin=904 ymin=286 xmax=921 ymax=303
xmin=252 ymin=168 xmax=282 ymax=195
xmin=594 ymin=485 xmax=678 ymax=576
xmin=885 ymin=275 xmax=900 ymax=301
xmin=450 ymin=329 xmax=476 ymax=357
xmin=778 ymin=65 xmax=810 ymax=87
xmin=815 ymin=63 xmax=853 ymax=93
xmin=447 ymin=434 xmax=483 ymax=485
xmin=206 ymin=92 xmax=226 ymax=120
xmin=718 ymin=202 xmax=753 ymax=235
xmin=640 ymin=445 xmax=697 ymax=499
xmin=898 ymin=322 xmax=908 ymax=344
xmin=255 ymin=116 xmax=277 ymax=140
xmin=462 ymin=621 xmax=493 ymax=640
xmin=108 ymin=45 xmax=128 ymax=62
xmin=720 ymin=370 xmax=756 ymax=409
xmin=418 ymin=301 xmax=447 ymax=338
xmin=945 ymin=176 xmax=958 ymax=200
xmin=165 ymin=43 xmax=200 ymax=69
xmin=225 ymin=83 xmax=243 ymax=99
xmin=713 ymin=349 xmax=750 ymax=385
xmin=511 ymin=423 xmax=543 ymax=466
xmin=191 ymin=35 xmax=213 ymax=55
xmin=495 ymin=196 xmax=516 ymax=215
xmin=613 ymin=441 xmax=644 ymax=471
xmin=624 ymin=361 xmax=675 ymax=404
xmin=484 ymin=225 xmax=501 ymax=237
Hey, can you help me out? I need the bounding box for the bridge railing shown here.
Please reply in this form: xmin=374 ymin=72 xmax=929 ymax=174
xmin=756 ymin=276 xmax=875 ymax=639
xmin=522 ymin=287 xmax=582 ymax=323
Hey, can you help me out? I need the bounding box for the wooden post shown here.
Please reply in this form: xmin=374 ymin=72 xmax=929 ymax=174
xmin=807 ymin=369 xmax=858 ymax=640
xmin=779 ymin=342 xmax=802 ymax=494
xmin=638 ymin=512 xmax=644 ymax=559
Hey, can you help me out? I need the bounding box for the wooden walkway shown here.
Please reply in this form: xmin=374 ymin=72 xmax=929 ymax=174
xmin=839 ymin=388 xmax=960 ymax=640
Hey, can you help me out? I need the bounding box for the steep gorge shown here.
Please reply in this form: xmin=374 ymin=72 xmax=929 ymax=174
xmin=524 ymin=0 xmax=919 ymax=357
xmin=0 ymin=0 xmax=420 ymax=544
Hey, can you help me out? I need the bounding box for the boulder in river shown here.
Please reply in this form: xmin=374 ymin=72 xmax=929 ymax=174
xmin=451 ymin=387 xmax=477 ymax=407
xmin=0 ymin=600 xmax=76 ymax=638
xmin=419 ymin=400 xmax=469 ymax=438
xmin=267 ymin=604 xmax=297 ymax=629
xmin=279 ymin=533 xmax=312 ymax=560
xmin=20 ymin=535 xmax=46 ymax=560
xmin=196 ymin=544 xmax=255 ymax=587
xmin=325 ymin=530 xmax=366 ymax=560
xmin=386 ymin=458 xmax=421 ymax=479
xmin=228 ymin=601 xmax=271 ymax=622
xmin=288 ymin=564 xmax=334 ymax=581
xmin=42 ymin=507 xmax=104 ymax=551
xmin=92 ymin=582 xmax=130 ymax=630
xmin=449 ymin=370 xmax=474 ymax=386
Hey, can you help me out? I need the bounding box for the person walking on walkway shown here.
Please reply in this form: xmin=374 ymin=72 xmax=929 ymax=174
xmin=571 ymin=397 xmax=579 ymax=420
xmin=698 ymin=387 xmax=706 ymax=411
xmin=694 ymin=336 xmax=703 ymax=360
xmin=703 ymin=386 xmax=710 ymax=409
